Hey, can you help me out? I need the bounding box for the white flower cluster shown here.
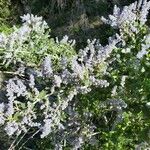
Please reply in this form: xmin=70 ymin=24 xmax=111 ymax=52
xmin=56 ymin=35 xmax=76 ymax=46
xmin=137 ymin=34 xmax=150 ymax=59
xmin=0 ymin=14 xmax=49 ymax=67
xmin=101 ymin=0 xmax=150 ymax=28
xmin=102 ymin=0 xmax=150 ymax=66
xmin=42 ymin=56 xmax=53 ymax=77
xmin=0 ymin=103 xmax=5 ymax=125
xmin=6 ymin=78 xmax=27 ymax=117
xmin=20 ymin=13 xmax=48 ymax=33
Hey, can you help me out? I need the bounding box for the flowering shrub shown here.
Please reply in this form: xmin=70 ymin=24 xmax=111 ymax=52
xmin=99 ymin=0 xmax=150 ymax=149
xmin=0 ymin=0 xmax=150 ymax=149
xmin=0 ymin=14 xmax=76 ymax=68
xmin=0 ymin=12 xmax=119 ymax=149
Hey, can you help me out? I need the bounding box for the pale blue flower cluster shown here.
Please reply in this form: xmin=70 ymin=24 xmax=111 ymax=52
xmin=101 ymin=0 xmax=150 ymax=28
xmin=137 ymin=34 xmax=150 ymax=59
xmin=0 ymin=34 xmax=113 ymax=140
xmin=102 ymin=99 xmax=127 ymax=130
xmin=1 ymin=14 xmax=49 ymax=67
xmin=42 ymin=56 xmax=53 ymax=77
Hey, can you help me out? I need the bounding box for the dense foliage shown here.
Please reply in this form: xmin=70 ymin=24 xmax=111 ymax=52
xmin=0 ymin=0 xmax=150 ymax=150
xmin=0 ymin=0 xmax=136 ymax=45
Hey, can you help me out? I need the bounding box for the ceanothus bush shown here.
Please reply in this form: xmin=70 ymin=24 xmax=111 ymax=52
xmin=0 ymin=0 xmax=150 ymax=149
xmin=0 ymin=13 xmax=120 ymax=149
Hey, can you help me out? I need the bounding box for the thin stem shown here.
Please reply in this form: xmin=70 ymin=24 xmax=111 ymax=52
xmin=0 ymin=71 xmax=25 ymax=77
xmin=18 ymin=129 xmax=41 ymax=150
xmin=8 ymin=131 xmax=21 ymax=150
xmin=12 ymin=128 xmax=30 ymax=150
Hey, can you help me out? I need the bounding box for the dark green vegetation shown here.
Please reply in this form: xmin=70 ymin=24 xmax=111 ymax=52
xmin=0 ymin=0 xmax=136 ymax=46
